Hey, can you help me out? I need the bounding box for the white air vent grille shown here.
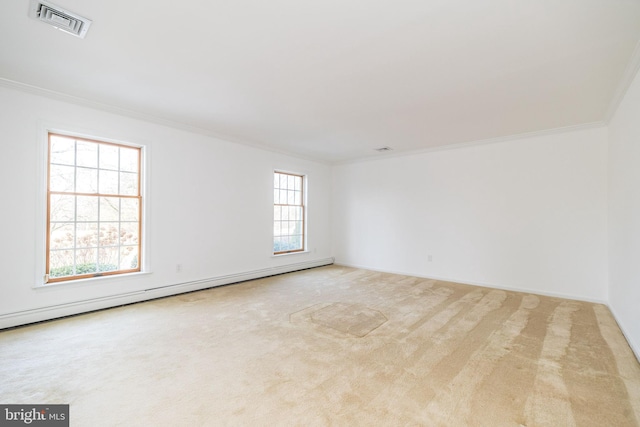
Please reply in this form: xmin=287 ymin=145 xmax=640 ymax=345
xmin=29 ymin=0 xmax=92 ymax=38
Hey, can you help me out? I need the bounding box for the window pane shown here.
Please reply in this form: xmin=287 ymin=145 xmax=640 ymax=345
xmin=273 ymin=236 xmax=284 ymax=252
xmin=50 ymin=136 xmax=75 ymax=165
xmin=120 ymin=172 xmax=138 ymax=196
xmin=280 ymin=174 xmax=287 ymax=188
xmin=274 ymin=206 xmax=281 ymax=221
xmin=49 ymin=250 xmax=75 ymax=278
xmin=288 ymin=190 xmax=295 ymax=205
xmin=120 ymin=147 xmax=139 ymax=172
xmin=120 ymin=222 xmax=139 ymax=245
xmin=100 ymin=197 xmax=120 ymax=221
xmin=78 ymin=261 xmax=98 ymax=274
xmin=50 ymin=195 xmax=75 ymax=222
xmin=99 ymin=223 xmax=119 ymax=247
xmin=283 ymin=236 xmax=293 ymax=251
xmin=294 ymin=177 xmax=301 ymax=191
xmin=50 ymin=223 xmax=74 ymax=250
xmin=76 ymin=222 xmax=98 ymax=248
xmin=77 ymin=140 xmax=97 ymax=168
xmin=99 ymin=144 xmax=119 ymax=170
xmin=50 ymin=164 xmax=75 ymax=192
xmin=98 ymin=247 xmax=119 ymax=271
xmin=77 ymin=196 xmax=98 ymax=221
xmin=282 ymin=220 xmax=292 ymax=236
xmin=288 ymin=206 xmax=300 ymax=220
xmin=120 ymin=246 xmax=138 ymax=269
xmin=121 ymin=199 xmax=139 ymax=221
xmin=99 ymin=169 xmax=119 ymax=194
xmin=76 ymin=167 xmax=98 ymax=194
xmin=292 ymin=220 xmax=303 ymax=236
xmin=76 ymin=248 xmax=97 ymax=269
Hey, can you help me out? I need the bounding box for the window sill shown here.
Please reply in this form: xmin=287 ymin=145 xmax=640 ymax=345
xmin=272 ymin=250 xmax=310 ymax=258
xmin=34 ymin=270 xmax=152 ymax=289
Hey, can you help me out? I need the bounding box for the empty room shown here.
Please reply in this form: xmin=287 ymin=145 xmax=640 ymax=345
xmin=1 ymin=0 xmax=640 ymax=425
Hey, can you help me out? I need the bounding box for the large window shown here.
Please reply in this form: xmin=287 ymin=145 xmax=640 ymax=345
xmin=46 ymin=133 xmax=142 ymax=283
xmin=273 ymin=171 xmax=305 ymax=254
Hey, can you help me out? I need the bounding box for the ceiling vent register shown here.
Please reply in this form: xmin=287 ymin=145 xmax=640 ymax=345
xmin=28 ymin=0 xmax=92 ymax=39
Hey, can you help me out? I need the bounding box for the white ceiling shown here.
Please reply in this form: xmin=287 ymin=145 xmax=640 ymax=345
xmin=2 ymin=0 xmax=640 ymax=163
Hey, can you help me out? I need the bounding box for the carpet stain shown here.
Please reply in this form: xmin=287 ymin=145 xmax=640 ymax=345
xmin=309 ymin=303 xmax=387 ymax=338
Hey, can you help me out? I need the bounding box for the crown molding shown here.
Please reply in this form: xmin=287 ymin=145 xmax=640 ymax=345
xmin=605 ymin=40 xmax=640 ymax=124
xmin=0 ymin=76 xmax=614 ymax=167
xmin=334 ymin=121 xmax=606 ymax=166
xmin=0 ymin=77 xmax=330 ymax=165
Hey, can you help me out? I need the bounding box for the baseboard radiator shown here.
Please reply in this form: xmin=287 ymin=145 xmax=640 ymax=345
xmin=0 ymin=257 xmax=335 ymax=330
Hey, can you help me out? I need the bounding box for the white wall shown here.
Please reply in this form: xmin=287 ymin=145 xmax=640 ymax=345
xmin=0 ymin=85 xmax=333 ymax=328
xmin=608 ymin=66 xmax=640 ymax=358
xmin=1 ymin=79 xmax=628 ymax=339
xmin=332 ymin=127 xmax=609 ymax=302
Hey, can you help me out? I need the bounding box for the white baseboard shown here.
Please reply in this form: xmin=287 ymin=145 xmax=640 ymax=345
xmin=333 ymin=262 xmax=608 ymax=304
xmin=608 ymin=306 xmax=640 ymax=363
xmin=334 ymin=262 xmax=639 ymax=362
xmin=0 ymin=258 xmax=334 ymax=330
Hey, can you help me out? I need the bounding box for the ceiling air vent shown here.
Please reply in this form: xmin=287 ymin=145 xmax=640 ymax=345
xmin=28 ymin=0 xmax=92 ymax=39
xmin=375 ymin=146 xmax=393 ymax=152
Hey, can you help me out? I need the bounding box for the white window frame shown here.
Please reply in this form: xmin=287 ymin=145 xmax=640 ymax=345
xmin=34 ymin=126 xmax=150 ymax=287
xmin=273 ymin=170 xmax=307 ymax=255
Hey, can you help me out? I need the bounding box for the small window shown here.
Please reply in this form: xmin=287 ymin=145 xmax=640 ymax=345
xmin=273 ymin=171 xmax=305 ymax=254
xmin=46 ymin=133 xmax=142 ymax=283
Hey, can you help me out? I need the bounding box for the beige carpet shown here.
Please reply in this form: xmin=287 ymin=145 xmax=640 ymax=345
xmin=1 ymin=265 xmax=639 ymax=426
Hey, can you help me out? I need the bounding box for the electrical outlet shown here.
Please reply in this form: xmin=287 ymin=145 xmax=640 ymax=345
xmin=428 ymin=255 xmax=433 ymax=262
xmin=176 ymin=264 xmax=182 ymax=273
